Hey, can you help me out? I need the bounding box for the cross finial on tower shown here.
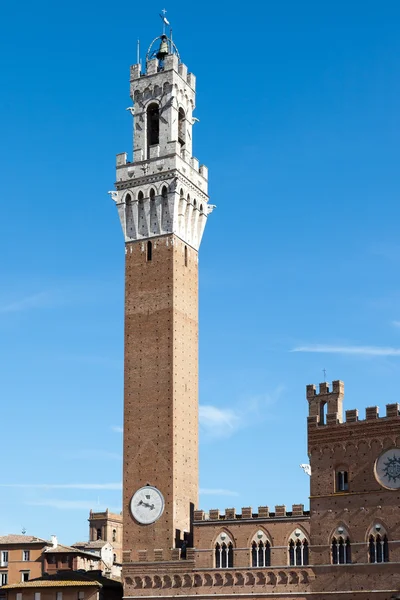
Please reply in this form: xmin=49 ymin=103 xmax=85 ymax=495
xmin=160 ymin=8 xmax=170 ymax=34
xmin=322 ymin=368 xmax=327 ymax=381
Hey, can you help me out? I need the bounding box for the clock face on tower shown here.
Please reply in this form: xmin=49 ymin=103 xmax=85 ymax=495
xmin=130 ymin=486 xmax=165 ymax=524
xmin=375 ymin=448 xmax=400 ymax=489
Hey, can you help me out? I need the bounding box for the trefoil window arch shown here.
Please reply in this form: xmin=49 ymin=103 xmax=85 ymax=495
xmin=251 ymin=531 xmax=271 ymax=567
xmin=215 ymin=532 xmax=233 ymax=569
xmin=288 ymin=530 xmax=309 ymax=566
xmin=368 ymin=524 xmax=389 ymax=563
xmin=331 ymin=527 xmax=351 ymax=564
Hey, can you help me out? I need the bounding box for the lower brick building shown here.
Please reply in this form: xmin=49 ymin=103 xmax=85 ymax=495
xmin=2 ymin=570 xmax=122 ymax=600
xmin=120 ymin=381 xmax=400 ymax=599
xmin=0 ymin=535 xmax=48 ymax=589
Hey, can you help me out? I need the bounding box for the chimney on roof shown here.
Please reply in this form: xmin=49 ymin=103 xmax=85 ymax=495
xmin=50 ymin=535 xmax=58 ymax=548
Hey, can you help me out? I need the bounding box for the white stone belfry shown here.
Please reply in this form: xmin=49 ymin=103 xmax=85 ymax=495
xmin=112 ymin=35 xmax=213 ymax=250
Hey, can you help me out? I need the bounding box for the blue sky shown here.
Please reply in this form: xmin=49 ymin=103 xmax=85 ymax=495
xmin=1 ymin=0 xmax=400 ymax=544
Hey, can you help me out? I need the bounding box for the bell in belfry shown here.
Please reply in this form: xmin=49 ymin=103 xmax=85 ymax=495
xmin=156 ymin=35 xmax=169 ymax=60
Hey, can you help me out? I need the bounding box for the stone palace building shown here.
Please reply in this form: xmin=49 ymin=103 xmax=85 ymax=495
xmin=109 ymin=19 xmax=400 ymax=600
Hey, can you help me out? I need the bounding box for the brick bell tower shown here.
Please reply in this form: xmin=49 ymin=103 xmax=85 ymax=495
xmin=111 ymin=26 xmax=213 ymax=565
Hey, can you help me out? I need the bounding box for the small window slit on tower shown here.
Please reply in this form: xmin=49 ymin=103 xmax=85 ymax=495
xmin=147 ymin=241 xmax=153 ymax=262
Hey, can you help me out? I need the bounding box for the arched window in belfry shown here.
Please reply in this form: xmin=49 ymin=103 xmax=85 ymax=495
xmin=112 ymin=529 xmax=116 ymax=542
xmin=288 ymin=530 xmax=309 ymax=566
xmin=125 ymin=193 xmax=133 ymax=236
xmin=161 ymin=185 xmax=169 ymax=230
xmin=147 ymin=103 xmax=159 ymax=150
xmin=215 ymin=533 xmax=234 ymax=568
xmin=331 ymin=527 xmax=351 ymax=564
xmin=149 ymin=187 xmax=158 ymax=234
xmin=368 ymin=525 xmax=389 ymax=563
xmin=178 ymin=107 xmax=186 ymax=146
xmin=96 ymin=528 xmax=101 ymax=540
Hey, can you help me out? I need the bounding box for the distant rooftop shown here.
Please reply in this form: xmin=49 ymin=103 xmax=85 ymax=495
xmin=2 ymin=581 xmax=100 ymax=589
xmin=0 ymin=535 xmax=48 ymax=545
xmin=73 ymin=541 xmax=109 ymax=549
xmin=44 ymin=543 xmax=102 ymax=560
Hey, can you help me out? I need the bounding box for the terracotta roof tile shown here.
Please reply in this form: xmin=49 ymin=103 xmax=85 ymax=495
xmin=0 ymin=535 xmax=48 ymax=545
xmin=2 ymin=581 xmax=100 ymax=589
xmin=44 ymin=543 xmax=79 ymax=554
xmin=72 ymin=541 xmax=108 ymax=549
xmin=44 ymin=544 xmax=102 ymax=561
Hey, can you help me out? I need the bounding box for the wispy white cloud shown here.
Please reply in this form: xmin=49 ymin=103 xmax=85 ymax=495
xmin=291 ymin=344 xmax=400 ymax=356
xmin=392 ymin=321 xmax=400 ymax=328
xmin=0 ymin=483 xmax=122 ymax=490
xmin=111 ymin=426 xmax=123 ymax=433
xmin=0 ymin=292 xmax=51 ymax=314
xmin=199 ymin=386 xmax=284 ymax=440
xmin=25 ymin=499 xmax=121 ymax=511
xmin=199 ymin=488 xmax=239 ymax=497
xmin=199 ymin=405 xmax=240 ymax=438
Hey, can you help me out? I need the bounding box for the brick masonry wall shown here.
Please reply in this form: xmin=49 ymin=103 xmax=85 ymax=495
xmin=123 ymin=235 xmax=198 ymax=559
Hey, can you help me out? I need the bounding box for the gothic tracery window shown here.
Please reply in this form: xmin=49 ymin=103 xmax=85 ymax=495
xmin=215 ymin=533 xmax=233 ymax=568
xmin=251 ymin=540 xmax=271 ymax=567
xmin=332 ymin=535 xmax=351 ymax=564
xmin=288 ymin=531 xmax=309 ymax=566
xmin=368 ymin=525 xmax=389 ymax=563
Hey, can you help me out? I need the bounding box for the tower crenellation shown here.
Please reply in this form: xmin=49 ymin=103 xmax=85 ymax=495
xmin=307 ymin=379 xmax=344 ymax=424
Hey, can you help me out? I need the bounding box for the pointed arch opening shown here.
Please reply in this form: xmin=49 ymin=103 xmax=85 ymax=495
xmin=331 ymin=527 xmax=351 ymax=564
xmin=125 ymin=193 xmax=134 ymax=237
xmin=147 ymin=102 xmax=159 ymax=157
xmin=251 ymin=531 xmax=271 ymax=568
xmin=288 ymin=530 xmax=309 ymax=566
xmin=178 ymin=107 xmax=186 ymax=146
xmin=214 ymin=532 xmax=234 ymax=569
xmin=368 ymin=524 xmax=389 ymax=563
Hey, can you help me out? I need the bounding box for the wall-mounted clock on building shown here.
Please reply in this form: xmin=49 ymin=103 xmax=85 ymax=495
xmin=375 ymin=448 xmax=400 ymax=490
xmin=130 ymin=485 xmax=165 ymax=524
